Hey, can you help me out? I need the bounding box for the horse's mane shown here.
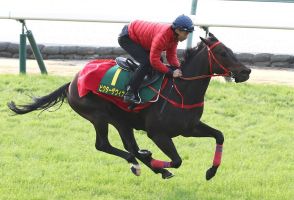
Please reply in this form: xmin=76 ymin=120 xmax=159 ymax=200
xmin=181 ymin=41 xmax=205 ymax=66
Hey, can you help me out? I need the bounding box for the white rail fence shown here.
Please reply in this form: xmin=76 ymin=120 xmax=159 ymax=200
xmin=2 ymin=10 xmax=294 ymax=30
xmin=1 ymin=6 xmax=294 ymax=73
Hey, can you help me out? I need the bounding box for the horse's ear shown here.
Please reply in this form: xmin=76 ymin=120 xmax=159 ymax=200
xmin=200 ymin=36 xmax=209 ymax=45
xmin=208 ymin=32 xmax=218 ymax=41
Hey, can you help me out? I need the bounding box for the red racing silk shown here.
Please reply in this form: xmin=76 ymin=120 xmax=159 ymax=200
xmin=128 ymin=20 xmax=180 ymax=73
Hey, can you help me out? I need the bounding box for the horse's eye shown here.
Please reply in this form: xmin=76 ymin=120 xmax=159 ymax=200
xmin=220 ymin=52 xmax=227 ymax=57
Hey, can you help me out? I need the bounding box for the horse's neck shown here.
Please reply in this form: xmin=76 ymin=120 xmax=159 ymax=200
xmin=175 ymin=48 xmax=211 ymax=104
xmin=182 ymin=48 xmax=209 ymax=77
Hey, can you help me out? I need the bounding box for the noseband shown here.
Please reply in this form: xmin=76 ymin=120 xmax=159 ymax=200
xmin=179 ymin=41 xmax=232 ymax=81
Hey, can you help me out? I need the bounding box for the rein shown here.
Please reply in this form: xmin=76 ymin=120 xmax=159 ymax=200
xmin=148 ymin=41 xmax=230 ymax=110
xmin=179 ymin=41 xmax=231 ymax=81
xmin=148 ymin=82 xmax=204 ymax=109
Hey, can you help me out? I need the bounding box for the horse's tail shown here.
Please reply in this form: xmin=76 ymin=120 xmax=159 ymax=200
xmin=7 ymin=82 xmax=70 ymax=115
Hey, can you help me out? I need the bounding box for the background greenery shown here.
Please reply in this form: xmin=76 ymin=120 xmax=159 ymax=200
xmin=0 ymin=75 xmax=293 ymax=200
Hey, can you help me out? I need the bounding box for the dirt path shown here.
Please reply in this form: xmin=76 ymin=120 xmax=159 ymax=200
xmin=0 ymin=58 xmax=294 ymax=87
xmin=0 ymin=58 xmax=86 ymax=77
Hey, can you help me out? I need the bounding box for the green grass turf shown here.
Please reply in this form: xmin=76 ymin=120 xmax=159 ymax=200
xmin=0 ymin=75 xmax=293 ymax=200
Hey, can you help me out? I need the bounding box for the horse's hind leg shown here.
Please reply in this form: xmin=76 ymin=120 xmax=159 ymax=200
xmin=93 ymin=119 xmax=140 ymax=173
xmin=145 ymin=131 xmax=183 ymax=178
xmin=67 ymin=76 xmax=139 ymax=174
xmin=114 ymin=123 xmax=173 ymax=178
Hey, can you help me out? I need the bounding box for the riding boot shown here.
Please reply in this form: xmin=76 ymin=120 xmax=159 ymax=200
xmin=124 ymin=65 xmax=149 ymax=104
xmin=123 ymin=85 xmax=140 ymax=104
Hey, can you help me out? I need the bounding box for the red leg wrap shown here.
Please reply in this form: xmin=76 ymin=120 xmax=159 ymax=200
xmin=213 ymin=144 xmax=223 ymax=166
xmin=150 ymin=159 xmax=171 ymax=169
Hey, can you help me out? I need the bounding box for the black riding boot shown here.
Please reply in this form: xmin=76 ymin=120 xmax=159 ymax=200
xmin=123 ymin=65 xmax=150 ymax=104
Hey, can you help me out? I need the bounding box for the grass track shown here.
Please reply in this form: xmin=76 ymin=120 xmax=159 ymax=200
xmin=0 ymin=75 xmax=293 ymax=200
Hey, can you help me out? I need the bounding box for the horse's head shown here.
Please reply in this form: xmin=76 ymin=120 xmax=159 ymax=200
xmin=200 ymin=33 xmax=251 ymax=83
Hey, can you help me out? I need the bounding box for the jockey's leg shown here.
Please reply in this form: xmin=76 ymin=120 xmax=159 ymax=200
xmin=118 ymin=34 xmax=151 ymax=104
xmin=128 ymin=66 xmax=150 ymax=90
xmin=118 ymin=32 xmax=150 ymax=65
xmin=183 ymin=121 xmax=224 ymax=180
xmin=124 ymin=66 xmax=150 ymax=104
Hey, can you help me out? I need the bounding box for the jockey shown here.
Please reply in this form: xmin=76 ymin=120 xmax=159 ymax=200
xmin=118 ymin=14 xmax=194 ymax=104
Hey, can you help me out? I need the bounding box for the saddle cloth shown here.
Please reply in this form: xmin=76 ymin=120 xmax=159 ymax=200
xmin=77 ymin=59 xmax=167 ymax=112
xmin=98 ymin=64 xmax=164 ymax=103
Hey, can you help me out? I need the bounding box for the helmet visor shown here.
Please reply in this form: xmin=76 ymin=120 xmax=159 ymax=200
xmin=179 ymin=26 xmax=194 ymax=33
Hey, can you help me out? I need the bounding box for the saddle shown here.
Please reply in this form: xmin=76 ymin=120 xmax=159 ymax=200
xmin=115 ymin=57 xmax=139 ymax=72
xmin=115 ymin=57 xmax=161 ymax=88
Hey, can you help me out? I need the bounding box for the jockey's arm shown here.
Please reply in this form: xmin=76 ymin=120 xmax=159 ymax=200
xmin=166 ymin=43 xmax=180 ymax=68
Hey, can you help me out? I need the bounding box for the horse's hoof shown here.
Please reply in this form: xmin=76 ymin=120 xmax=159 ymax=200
xmin=138 ymin=149 xmax=152 ymax=158
xmin=205 ymin=166 xmax=218 ymax=181
xmin=162 ymin=170 xmax=174 ymax=179
xmin=130 ymin=164 xmax=141 ymax=176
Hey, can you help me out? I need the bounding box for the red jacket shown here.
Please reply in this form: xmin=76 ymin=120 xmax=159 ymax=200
xmin=128 ymin=20 xmax=180 ymax=73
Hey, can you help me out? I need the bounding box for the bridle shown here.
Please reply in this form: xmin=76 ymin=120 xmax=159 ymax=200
xmin=148 ymin=41 xmax=233 ymax=109
xmin=179 ymin=41 xmax=232 ymax=81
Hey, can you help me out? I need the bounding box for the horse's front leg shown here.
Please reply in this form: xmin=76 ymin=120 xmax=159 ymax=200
xmin=184 ymin=121 xmax=224 ymax=180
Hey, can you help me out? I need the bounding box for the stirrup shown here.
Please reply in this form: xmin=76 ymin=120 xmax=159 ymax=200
xmin=124 ymin=95 xmax=141 ymax=104
xmin=124 ymin=86 xmax=141 ymax=104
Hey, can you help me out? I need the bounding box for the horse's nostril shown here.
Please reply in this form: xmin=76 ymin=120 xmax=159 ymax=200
xmin=242 ymin=68 xmax=251 ymax=74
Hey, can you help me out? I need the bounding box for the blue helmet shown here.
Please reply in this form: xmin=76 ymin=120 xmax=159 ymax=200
xmin=172 ymin=14 xmax=194 ymax=32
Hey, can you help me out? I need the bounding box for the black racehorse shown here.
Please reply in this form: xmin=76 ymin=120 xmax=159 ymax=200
xmin=8 ymin=33 xmax=251 ymax=180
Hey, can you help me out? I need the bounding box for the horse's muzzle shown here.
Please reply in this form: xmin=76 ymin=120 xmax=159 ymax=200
xmin=234 ymin=68 xmax=251 ymax=83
